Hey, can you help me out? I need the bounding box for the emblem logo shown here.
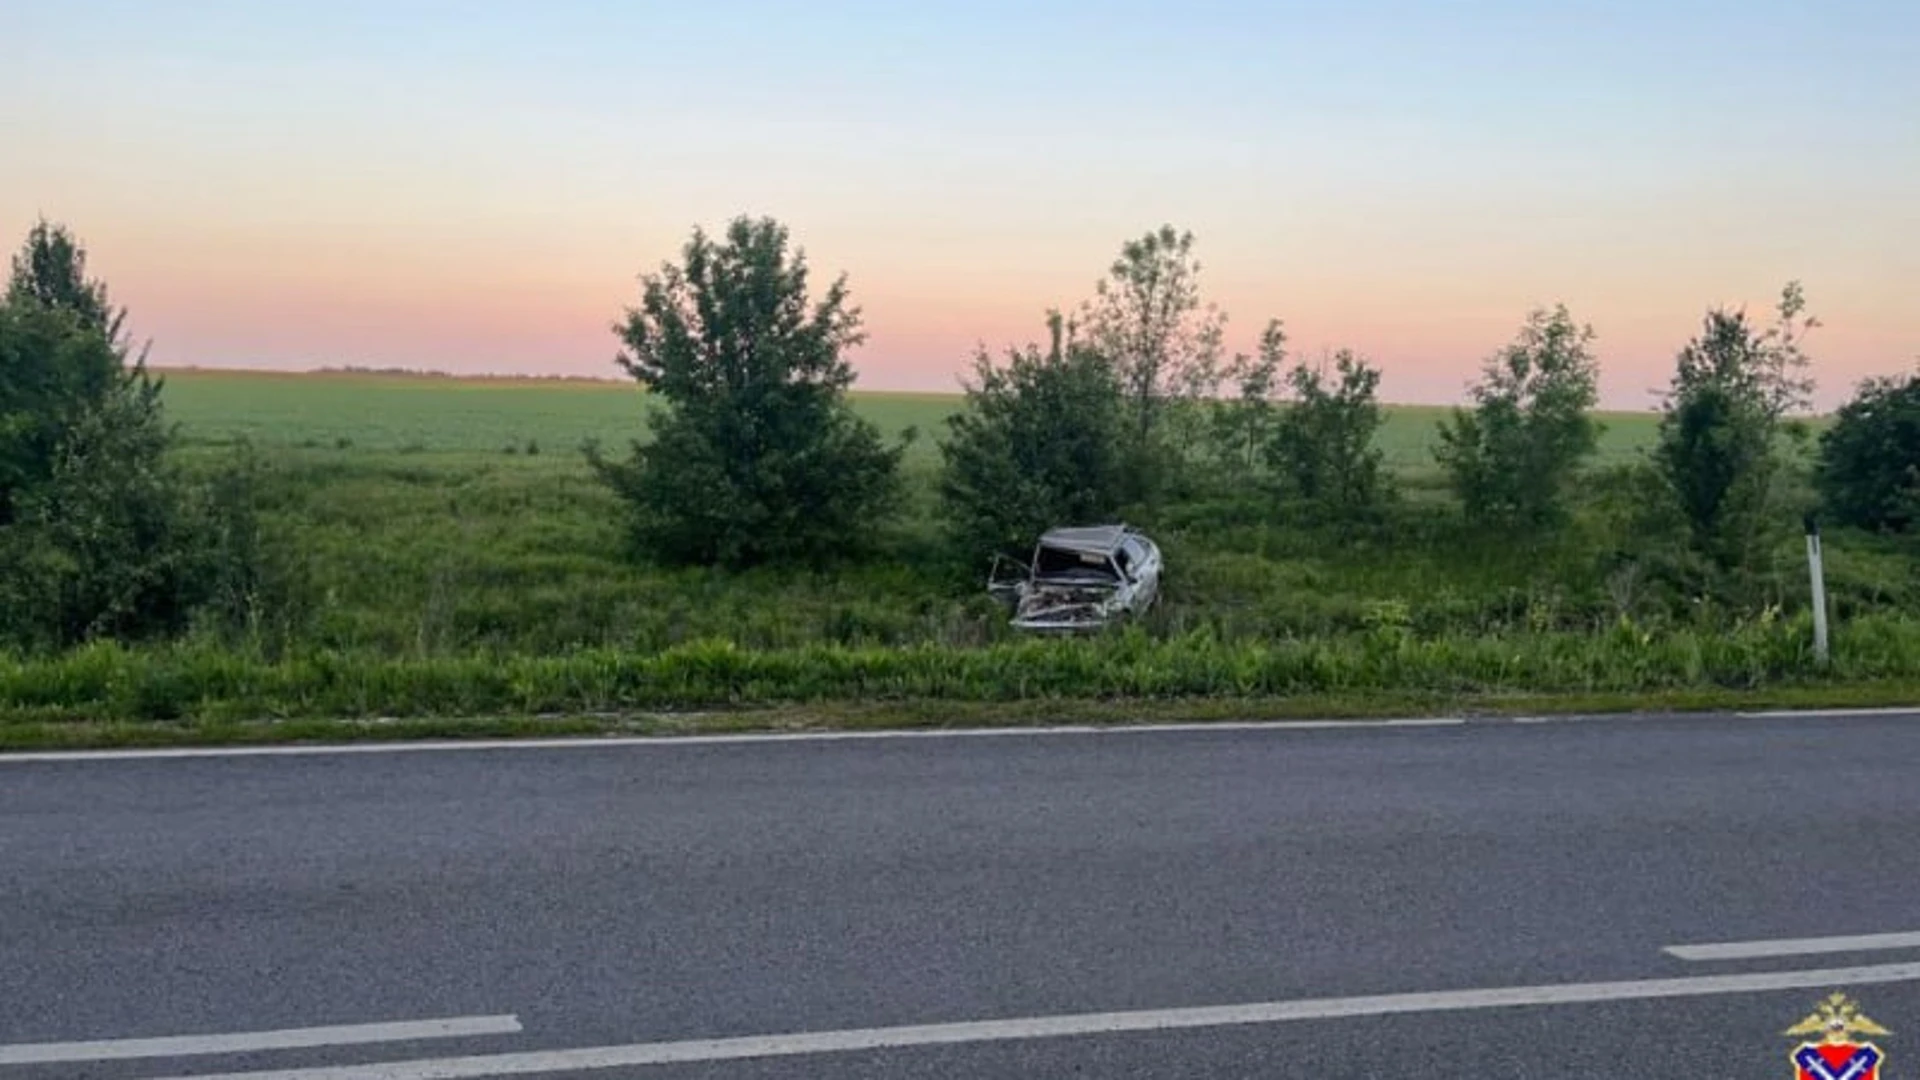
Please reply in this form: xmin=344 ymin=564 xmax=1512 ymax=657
xmin=1786 ymin=993 xmax=1890 ymax=1080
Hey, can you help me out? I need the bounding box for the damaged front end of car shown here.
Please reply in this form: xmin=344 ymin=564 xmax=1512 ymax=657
xmin=987 ymin=524 xmax=1162 ymax=634
xmin=1010 ymin=582 xmax=1129 ymax=632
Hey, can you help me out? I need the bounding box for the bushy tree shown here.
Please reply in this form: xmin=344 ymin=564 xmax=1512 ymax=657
xmin=6 ymin=218 xmax=126 ymax=342
xmin=1817 ymin=370 xmax=1920 ymax=532
xmin=0 ymin=366 xmax=184 ymax=644
xmin=938 ymin=312 xmax=1127 ymax=558
xmin=0 ymin=305 xmax=122 ymax=525
xmin=1268 ymin=348 xmax=1390 ymax=520
xmin=2 ymin=220 xmax=163 ymax=525
xmin=1082 ymin=225 xmax=1226 ymax=497
xmin=588 ymin=217 xmax=904 ymax=567
xmin=1434 ymin=305 xmax=1600 ymax=528
xmin=1655 ymin=283 xmax=1816 ymax=569
xmin=0 ymin=219 xmax=268 ymax=650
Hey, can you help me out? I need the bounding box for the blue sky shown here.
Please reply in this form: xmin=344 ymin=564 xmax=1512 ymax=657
xmin=6 ymin=0 xmax=1915 ymax=405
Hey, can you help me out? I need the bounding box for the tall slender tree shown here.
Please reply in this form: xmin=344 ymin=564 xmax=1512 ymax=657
xmin=1082 ymin=226 xmax=1225 ymax=498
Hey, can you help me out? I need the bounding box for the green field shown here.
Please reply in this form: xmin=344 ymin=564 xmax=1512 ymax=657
xmin=161 ymin=369 xmax=955 ymax=460
xmin=2 ymin=366 xmax=1905 ymax=740
xmin=160 ymin=368 xmax=1666 ymax=474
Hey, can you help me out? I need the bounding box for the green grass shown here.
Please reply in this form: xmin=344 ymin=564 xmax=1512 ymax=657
xmin=3 ymin=611 xmax=1914 ymax=728
xmin=0 ymin=367 xmax=1901 ymax=749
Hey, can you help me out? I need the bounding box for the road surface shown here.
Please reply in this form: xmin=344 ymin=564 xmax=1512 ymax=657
xmin=3 ymin=710 xmax=1918 ymax=1078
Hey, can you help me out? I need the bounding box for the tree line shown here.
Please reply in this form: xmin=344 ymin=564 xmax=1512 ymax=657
xmin=3 ymin=214 xmax=1917 ymax=654
xmin=592 ymin=217 xmax=1912 ymax=581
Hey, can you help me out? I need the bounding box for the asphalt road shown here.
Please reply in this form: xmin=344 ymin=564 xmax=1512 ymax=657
xmin=3 ymin=710 xmax=1919 ymax=1079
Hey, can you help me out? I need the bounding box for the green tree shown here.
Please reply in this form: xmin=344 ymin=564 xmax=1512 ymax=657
xmin=7 ymin=218 xmax=126 ymax=342
xmin=1655 ymin=283 xmax=1817 ymax=570
xmin=1434 ymin=305 xmax=1600 ymax=528
xmin=0 ymin=304 xmax=123 ymax=525
xmin=1205 ymin=319 xmax=1287 ymax=483
xmin=2 ymin=220 xmax=166 ymax=526
xmin=938 ymin=311 xmax=1127 ymax=558
xmin=588 ymin=217 xmax=905 ymax=567
xmin=1816 ymin=370 xmax=1920 ymax=532
xmin=0 ymin=363 xmax=185 ymax=645
xmin=1268 ymin=348 xmax=1390 ymax=520
xmin=0 ymin=220 xmax=269 ymax=650
xmin=1082 ymin=225 xmax=1226 ymax=497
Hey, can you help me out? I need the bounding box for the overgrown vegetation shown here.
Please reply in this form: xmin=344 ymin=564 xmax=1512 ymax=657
xmin=6 ymin=611 xmax=1916 ymax=727
xmin=2 ymin=215 xmax=1914 ymax=737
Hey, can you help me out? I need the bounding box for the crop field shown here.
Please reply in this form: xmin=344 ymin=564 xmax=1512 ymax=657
xmin=162 ymin=370 xmax=961 ymax=463
xmin=160 ymin=368 xmax=1666 ymax=474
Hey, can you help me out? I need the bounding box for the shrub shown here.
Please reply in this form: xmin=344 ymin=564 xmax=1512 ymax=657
xmin=1655 ymin=283 xmax=1816 ymax=570
xmin=1204 ymin=320 xmax=1286 ymax=484
xmin=938 ymin=311 xmax=1128 ymax=559
xmin=1434 ymin=305 xmax=1600 ymax=529
xmin=1267 ymin=347 xmax=1390 ymax=521
xmin=1816 ymin=369 xmax=1920 ymax=532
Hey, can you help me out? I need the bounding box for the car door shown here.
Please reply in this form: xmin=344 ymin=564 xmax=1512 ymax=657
xmin=1121 ymin=536 xmax=1160 ymax=609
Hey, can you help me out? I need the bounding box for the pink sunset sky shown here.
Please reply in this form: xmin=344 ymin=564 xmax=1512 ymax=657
xmin=7 ymin=1 xmax=1916 ymax=410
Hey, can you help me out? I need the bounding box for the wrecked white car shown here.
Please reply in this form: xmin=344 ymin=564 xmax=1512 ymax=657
xmin=988 ymin=525 xmax=1163 ymax=632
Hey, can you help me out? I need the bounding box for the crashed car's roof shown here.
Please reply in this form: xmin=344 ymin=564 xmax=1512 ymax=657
xmin=1036 ymin=524 xmax=1134 ymax=556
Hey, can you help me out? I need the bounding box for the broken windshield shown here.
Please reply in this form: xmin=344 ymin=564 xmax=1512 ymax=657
xmin=1032 ymin=545 xmax=1119 ymax=582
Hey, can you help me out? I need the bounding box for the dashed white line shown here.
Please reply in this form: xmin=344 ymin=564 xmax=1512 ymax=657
xmin=1666 ymin=931 xmax=1920 ymax=962
xmin=165 ymin=963 xmax=1920 ymax=1079
xmin=0 ymin=1015 xmax=521 ymax=1066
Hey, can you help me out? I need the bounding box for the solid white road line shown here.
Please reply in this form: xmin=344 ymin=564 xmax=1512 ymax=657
xmin=1736 ymin=706 xmax=1920 ymax=719
xmin=0 ymin=1015 xmax=522 ymax=1066
xmin=166 ymin=962 xmax=1920 ymax=1079
xmin=0 ymin=719 xmax=1468 ymax=763
xmin=1666 ymin=931 xmax=1920 ymax=962
xmin=7 ymin=704 xmax=1914 ymax=764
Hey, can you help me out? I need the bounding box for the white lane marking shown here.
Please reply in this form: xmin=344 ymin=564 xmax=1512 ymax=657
xmin=1666 ymin=931 xmax=1920 ymax=962
xmin=11 ymin=702 xmax=1915 ymax=764
xmin=1736 ymin=707 xmax=1920 ymax=719
xmin=165 ymin=962 xmax=1920 ymax=1079
xmin=0 ymin=1015 xmax=520 ymax=1066
xmin=0 ymin=719 xmax=1468 ymax=763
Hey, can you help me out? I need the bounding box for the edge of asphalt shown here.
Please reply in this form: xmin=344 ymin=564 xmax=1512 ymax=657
xmin=2 ymin=695 xmax=1917 ymax=760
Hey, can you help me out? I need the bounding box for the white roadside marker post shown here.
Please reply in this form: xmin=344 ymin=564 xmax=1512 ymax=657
xmin=1805 ymin=513 xmax=1830 ymax=667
